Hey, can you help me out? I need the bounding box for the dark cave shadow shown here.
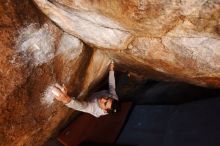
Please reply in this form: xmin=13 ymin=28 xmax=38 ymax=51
xmin=79 ymin=141 xmax=135 ymax=146
xmin=114 ymin=72 xmax=220 ymax=105
xmin=89 ymin=71 xmax=220 ymax=105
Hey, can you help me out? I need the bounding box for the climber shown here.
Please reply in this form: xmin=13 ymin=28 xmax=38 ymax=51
xmin=54 ymin=61 xmax=120 ymax=118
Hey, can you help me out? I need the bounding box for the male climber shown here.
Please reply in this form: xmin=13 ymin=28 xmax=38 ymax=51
xmin=54 ymin=61 xmax=120 ymax=117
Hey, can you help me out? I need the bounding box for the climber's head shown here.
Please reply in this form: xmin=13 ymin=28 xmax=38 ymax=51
xmin=98 ymin=97 xmax=120 ymax=113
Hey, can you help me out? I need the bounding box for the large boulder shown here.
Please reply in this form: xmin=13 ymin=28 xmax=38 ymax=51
xmin=1 ymin=0 xmax=220 ymax=145
xmin=33 ymin=0 xmax=220 ymax=87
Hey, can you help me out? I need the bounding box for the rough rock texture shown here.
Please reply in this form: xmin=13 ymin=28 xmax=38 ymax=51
xmin=1 ymin=0 xmax=220 ymax=145
xmin=32 ymin=0 xmax=133 ymax=49
xmin=33 ymin=0 xmax=220 ymax=87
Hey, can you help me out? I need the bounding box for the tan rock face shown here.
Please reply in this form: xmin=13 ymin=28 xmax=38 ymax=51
xmin=51 ymin=0 xmax=220 ymax=38
xmin=1 ymin=0 xmax=220 ymax=145
xmin=32 ymin=0 xmax=220 ymax=87
xmin=32 ymin=0 xmax=133 ymax=49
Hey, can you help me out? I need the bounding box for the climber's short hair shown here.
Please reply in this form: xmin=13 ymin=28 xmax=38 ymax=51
xmin=107 ymin=99 xmax=121 ymax=114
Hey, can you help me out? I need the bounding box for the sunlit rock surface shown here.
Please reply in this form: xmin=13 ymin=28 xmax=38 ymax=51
xmin=32 ymin=0 xmax=133 ymax=49
xmin=0 ymin=0 xmax=220 ymax=145
xmin=33 ymin=0 xmax=220 ymax=87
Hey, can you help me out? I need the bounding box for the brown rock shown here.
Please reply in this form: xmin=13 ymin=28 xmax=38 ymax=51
xmin=1 ymin=0 xmax=220 ymax=145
